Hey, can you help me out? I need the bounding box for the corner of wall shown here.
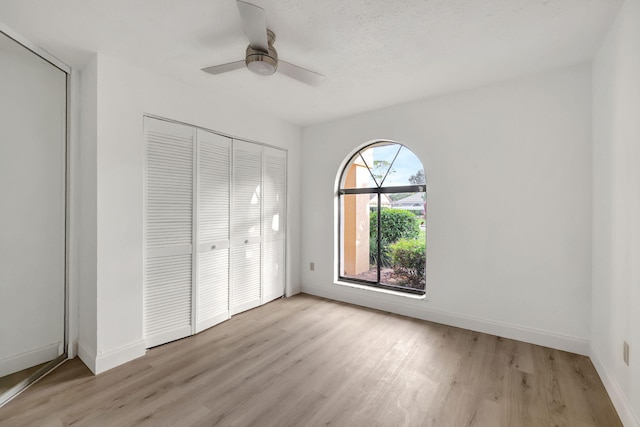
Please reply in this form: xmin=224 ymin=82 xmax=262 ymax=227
xmin=77 ymin=339 xmax=146 ymax=376
xmin=77 ymin=342 xmax=97 ymax=374
xmin=590 ymin=0 xmax=640 ymax=423
xmin=590 ymin=345 xmax=640 ymax=427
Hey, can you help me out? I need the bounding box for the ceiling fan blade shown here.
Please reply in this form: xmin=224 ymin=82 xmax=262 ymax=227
xmin=201 ymin=60 xmax=246 ymax=75
xmin=277 ymin=60 xmax=325 ymax=86
xmin=237 ymin=0 xmax=269 ymax=52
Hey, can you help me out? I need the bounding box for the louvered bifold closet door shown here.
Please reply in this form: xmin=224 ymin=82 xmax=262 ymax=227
xmin=196 ymin=129 xmax=231 ymax=333
xmin=144 ymin=117 xmax=194 ymax=348
xmin=230 ymin=140 xmax=263 ymax=315
xmin=262 ymin=147 xmax=287 ymax=303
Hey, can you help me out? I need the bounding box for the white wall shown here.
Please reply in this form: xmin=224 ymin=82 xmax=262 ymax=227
xmin=77 ymin=53 xmax=302 ymax=374
xmin=592 ymin=0 xmax=640 ymax=425
xmin=301 ymin=64 xmax=593 ymax=355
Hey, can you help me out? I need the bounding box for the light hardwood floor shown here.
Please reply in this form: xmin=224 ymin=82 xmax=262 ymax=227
xmin=0 ymin=294 xmax=621 ymax=426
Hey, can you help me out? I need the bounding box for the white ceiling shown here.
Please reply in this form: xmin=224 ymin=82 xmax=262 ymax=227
xmin=0 ymin=0 xmax=623 ymax=126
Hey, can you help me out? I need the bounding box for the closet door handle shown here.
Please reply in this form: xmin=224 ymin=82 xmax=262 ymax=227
xmin=244 ymin=239 xmax=249 ymax=244
xmin=211 ymin=245 xmax=216 ymax=250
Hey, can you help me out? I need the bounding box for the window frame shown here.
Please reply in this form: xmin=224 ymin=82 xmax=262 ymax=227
xmin=337 ymin=143 xmax=426 ymax=296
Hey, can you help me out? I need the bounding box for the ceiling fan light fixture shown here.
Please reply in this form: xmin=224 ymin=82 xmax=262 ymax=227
xmin=246 ymin=45 xmax=278 ymax=76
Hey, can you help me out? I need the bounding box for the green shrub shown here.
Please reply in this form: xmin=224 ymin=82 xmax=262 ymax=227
xmin=389 ymin=238 xmax=426 ymax=288
xmin=371 ymin=209 xmax=420 ymax=244
xmin=369 ymin=209 xmax=420 ymax=267
xmin=369 ymin=237 xmax=392 ymax=267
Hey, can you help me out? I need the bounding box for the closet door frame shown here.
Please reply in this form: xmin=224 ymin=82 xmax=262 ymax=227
xmin=0 ymin=24 xmax=70 ymax=407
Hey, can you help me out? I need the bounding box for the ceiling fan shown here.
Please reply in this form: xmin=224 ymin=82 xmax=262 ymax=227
xmin=202 ymin=0 xmax=325 ymax=86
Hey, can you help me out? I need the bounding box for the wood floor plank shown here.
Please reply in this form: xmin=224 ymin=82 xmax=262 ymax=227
xmin=0 ymin=294 xmax=622 ymax=427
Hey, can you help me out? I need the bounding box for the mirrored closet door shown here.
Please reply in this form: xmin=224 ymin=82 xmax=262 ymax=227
xmin=0 ymin=27 xmax=68 ymax=406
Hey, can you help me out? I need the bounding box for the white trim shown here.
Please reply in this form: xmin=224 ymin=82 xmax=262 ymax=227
xmin=0 ymin=23 xmax=70 ymax=73
xmin=590 ymin=346 xmax=640 ymax=427
xmin=283 ymin=149 xmax=289 ymax=297
xmin=66 ymin=65 xmax=80 ymax=364
xmin=229 ymin=139 xmax=236 ymax=318
xmin=94 ymin=340 xmax=146 ymax=375
xmin=68 ymin=340 xmax=79 ymax=359
xmin=335 ymin=280 xmax=426 ymax=300
xmin=77 ymin=342 xmax=97 ymax=374
xmin=143 ymin=114 xmax=287 ymax=153
xmin=142 ymin=116 xmax=149 ymax=353
xmin=192 ymin=126 xmax=199 ymax=336
xmin=260 ymin=144 xmax=265 ymax=305
xmin=79 ymin=340 xmax=147 ymax=375
xmin=303 ymin=282 xmax=589 ymax=355
xmin=0 ymin=343 xmax=62 ymax=377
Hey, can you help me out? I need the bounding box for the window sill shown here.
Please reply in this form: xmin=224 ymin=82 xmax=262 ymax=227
xmin=334 ymin=280 xmax=427 ymax=300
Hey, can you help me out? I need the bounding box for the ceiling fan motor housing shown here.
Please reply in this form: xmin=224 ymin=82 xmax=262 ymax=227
xmin=246 ymin=29 xmax=278 ymax=76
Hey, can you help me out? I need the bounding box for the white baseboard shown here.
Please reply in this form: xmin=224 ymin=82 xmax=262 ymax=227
xmin=0 ymin=343 xmax=61 ymax=377
xmin=94 ymin=340 xmax=146 ymax=375
xmin=302 ymin=282 xmax=589 ymax=355
xmin=68 ymin=340 xmax=79 ymax=359
xmin=590 ymin=346 xmax=640 ymax=427
xmin=77 ymin=340 xmax=146 ymax=375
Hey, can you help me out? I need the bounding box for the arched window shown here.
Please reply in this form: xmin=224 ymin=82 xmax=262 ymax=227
xmin=338 ymin=142 xmax=426 ymax=295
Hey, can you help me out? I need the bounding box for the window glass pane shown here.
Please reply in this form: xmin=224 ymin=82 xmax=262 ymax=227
xmin=359 ymin=143 xmax=400 ymax=187
xmin=380 ymin=146 xmax=425 ymax=188
xmin=340 ymin=154 xmax=378 ymax=189
xmin=340 ymin=194 xmax=377 ymax=282
xmin=377 ymin=193 xmax=426 ymax=291
xmin=340 ymin=142 xmax=404 ymax=189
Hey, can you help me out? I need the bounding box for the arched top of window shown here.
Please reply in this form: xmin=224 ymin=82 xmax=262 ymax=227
xmin=340 ymin=142 xmax=425 ymax=191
